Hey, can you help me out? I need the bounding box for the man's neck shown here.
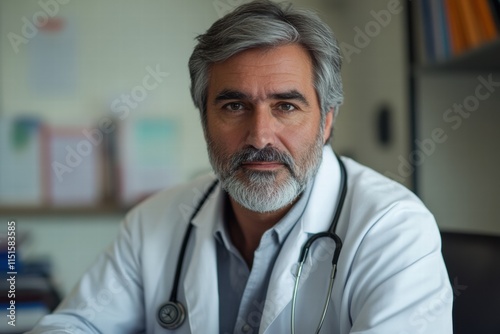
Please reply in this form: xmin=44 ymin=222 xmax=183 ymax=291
xmin=225 ymin=196 xmax=298 ymax=268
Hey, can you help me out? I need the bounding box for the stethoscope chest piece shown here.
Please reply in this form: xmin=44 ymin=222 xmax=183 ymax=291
xmin=157 ymin=301 xmax=186 ymax=329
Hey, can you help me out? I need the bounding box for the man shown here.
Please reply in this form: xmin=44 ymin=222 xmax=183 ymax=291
xmin=29 ymin=1 xmax=453 ymax=333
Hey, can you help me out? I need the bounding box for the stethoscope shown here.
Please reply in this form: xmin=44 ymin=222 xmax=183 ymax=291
xmin=157 ymin=154 xmax=347 ymax=333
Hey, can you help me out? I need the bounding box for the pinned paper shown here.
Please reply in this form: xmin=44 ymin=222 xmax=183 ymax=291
xmin=118 ymin=118 xmax=180 ymax=205
xmin=0 ymin=117 xmax=43 ymax=206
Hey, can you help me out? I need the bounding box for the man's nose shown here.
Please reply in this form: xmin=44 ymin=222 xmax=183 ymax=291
xmin=245 ymin=106 xmax=276 ymax=150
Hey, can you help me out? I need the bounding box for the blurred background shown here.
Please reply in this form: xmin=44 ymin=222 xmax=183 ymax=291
xmin=0 ymin=0 xmax=499 ymax=332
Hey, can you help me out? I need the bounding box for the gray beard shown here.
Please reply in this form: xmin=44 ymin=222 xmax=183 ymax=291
xmin=221 ymin=168 xmax=303 ymax=213
xmin=206 ymin=131 xmax=325 ymax=213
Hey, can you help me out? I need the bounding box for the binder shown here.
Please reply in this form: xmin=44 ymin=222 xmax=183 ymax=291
xmin=444 ymin=0 xmax=468 ymax=55
xmin=476 ymin=0 xmax=499 ymax=41
xmin=457 ymin=0 xmax=486 ymax=49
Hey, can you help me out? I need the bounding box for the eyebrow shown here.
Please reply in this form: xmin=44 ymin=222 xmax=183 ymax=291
xmin=270 ymin=90 xmax=309 ymax=107
xmin=214 ymin=89 xmax=309 ymax=106
xmin=214 ymin=90 xmax=249 ymax=102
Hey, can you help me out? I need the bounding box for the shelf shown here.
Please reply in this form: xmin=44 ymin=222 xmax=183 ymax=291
xmin=0 ymin=204 xmax=129 ymax=216
xmin=419 ymin=39 xmax=500 ymax=72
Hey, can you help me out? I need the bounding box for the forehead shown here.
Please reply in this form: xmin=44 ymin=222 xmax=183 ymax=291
xmin=207 ymin=44 xmax=316 ymax=100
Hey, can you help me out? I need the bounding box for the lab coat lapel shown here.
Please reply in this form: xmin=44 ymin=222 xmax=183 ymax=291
xmin=182 ymin=182 xmax=223 ymax=334
xmin=260 ymin=146 xmax=341 ymax=333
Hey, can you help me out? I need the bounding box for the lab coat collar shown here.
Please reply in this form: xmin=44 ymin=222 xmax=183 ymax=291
xmin=301 ymin=145 xmax=342 ymax=234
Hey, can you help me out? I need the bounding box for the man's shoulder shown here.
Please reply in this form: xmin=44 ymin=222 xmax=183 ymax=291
xmin=339 ymin=157 xmax=441 ymax=267
xmin=341 ymin=156 xmax=428 ymax=216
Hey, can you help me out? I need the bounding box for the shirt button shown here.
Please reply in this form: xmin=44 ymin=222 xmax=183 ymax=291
xmin=242 ymin=324 xmax=251 ymax=332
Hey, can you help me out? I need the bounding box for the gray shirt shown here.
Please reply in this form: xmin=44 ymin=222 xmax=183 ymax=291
xmin=215 ymin=182 xmax=313 ymax=334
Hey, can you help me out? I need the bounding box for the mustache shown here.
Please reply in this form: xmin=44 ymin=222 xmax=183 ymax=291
xmin=229 ymin=146 xmax=295 ymax=175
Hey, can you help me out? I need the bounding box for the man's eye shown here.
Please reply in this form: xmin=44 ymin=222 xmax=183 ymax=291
xmin=278 ymin=103 xmax=296 ymax=112
xmin=223 ymin=102 xmax=244 ymax=111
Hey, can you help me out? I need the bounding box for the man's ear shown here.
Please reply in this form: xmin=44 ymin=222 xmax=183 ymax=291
xmin=323 ymin=108 xmax=334 ymax=144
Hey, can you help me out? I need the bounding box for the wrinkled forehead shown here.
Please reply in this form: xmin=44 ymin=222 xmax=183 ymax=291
xmin=206 ymin=44 xmax=317 ymax=104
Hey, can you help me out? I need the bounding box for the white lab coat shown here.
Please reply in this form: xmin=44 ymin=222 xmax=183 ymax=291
xmin=29 ymin=146 xmax=453 ymax=333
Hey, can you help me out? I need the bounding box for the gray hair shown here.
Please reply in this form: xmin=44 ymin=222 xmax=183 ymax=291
xmin=188 ymin=0 xmax=343 ymax=128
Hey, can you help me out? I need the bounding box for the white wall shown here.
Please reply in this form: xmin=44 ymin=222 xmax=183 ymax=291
xmin=0 ymin=0 xmax=220 ymax=180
